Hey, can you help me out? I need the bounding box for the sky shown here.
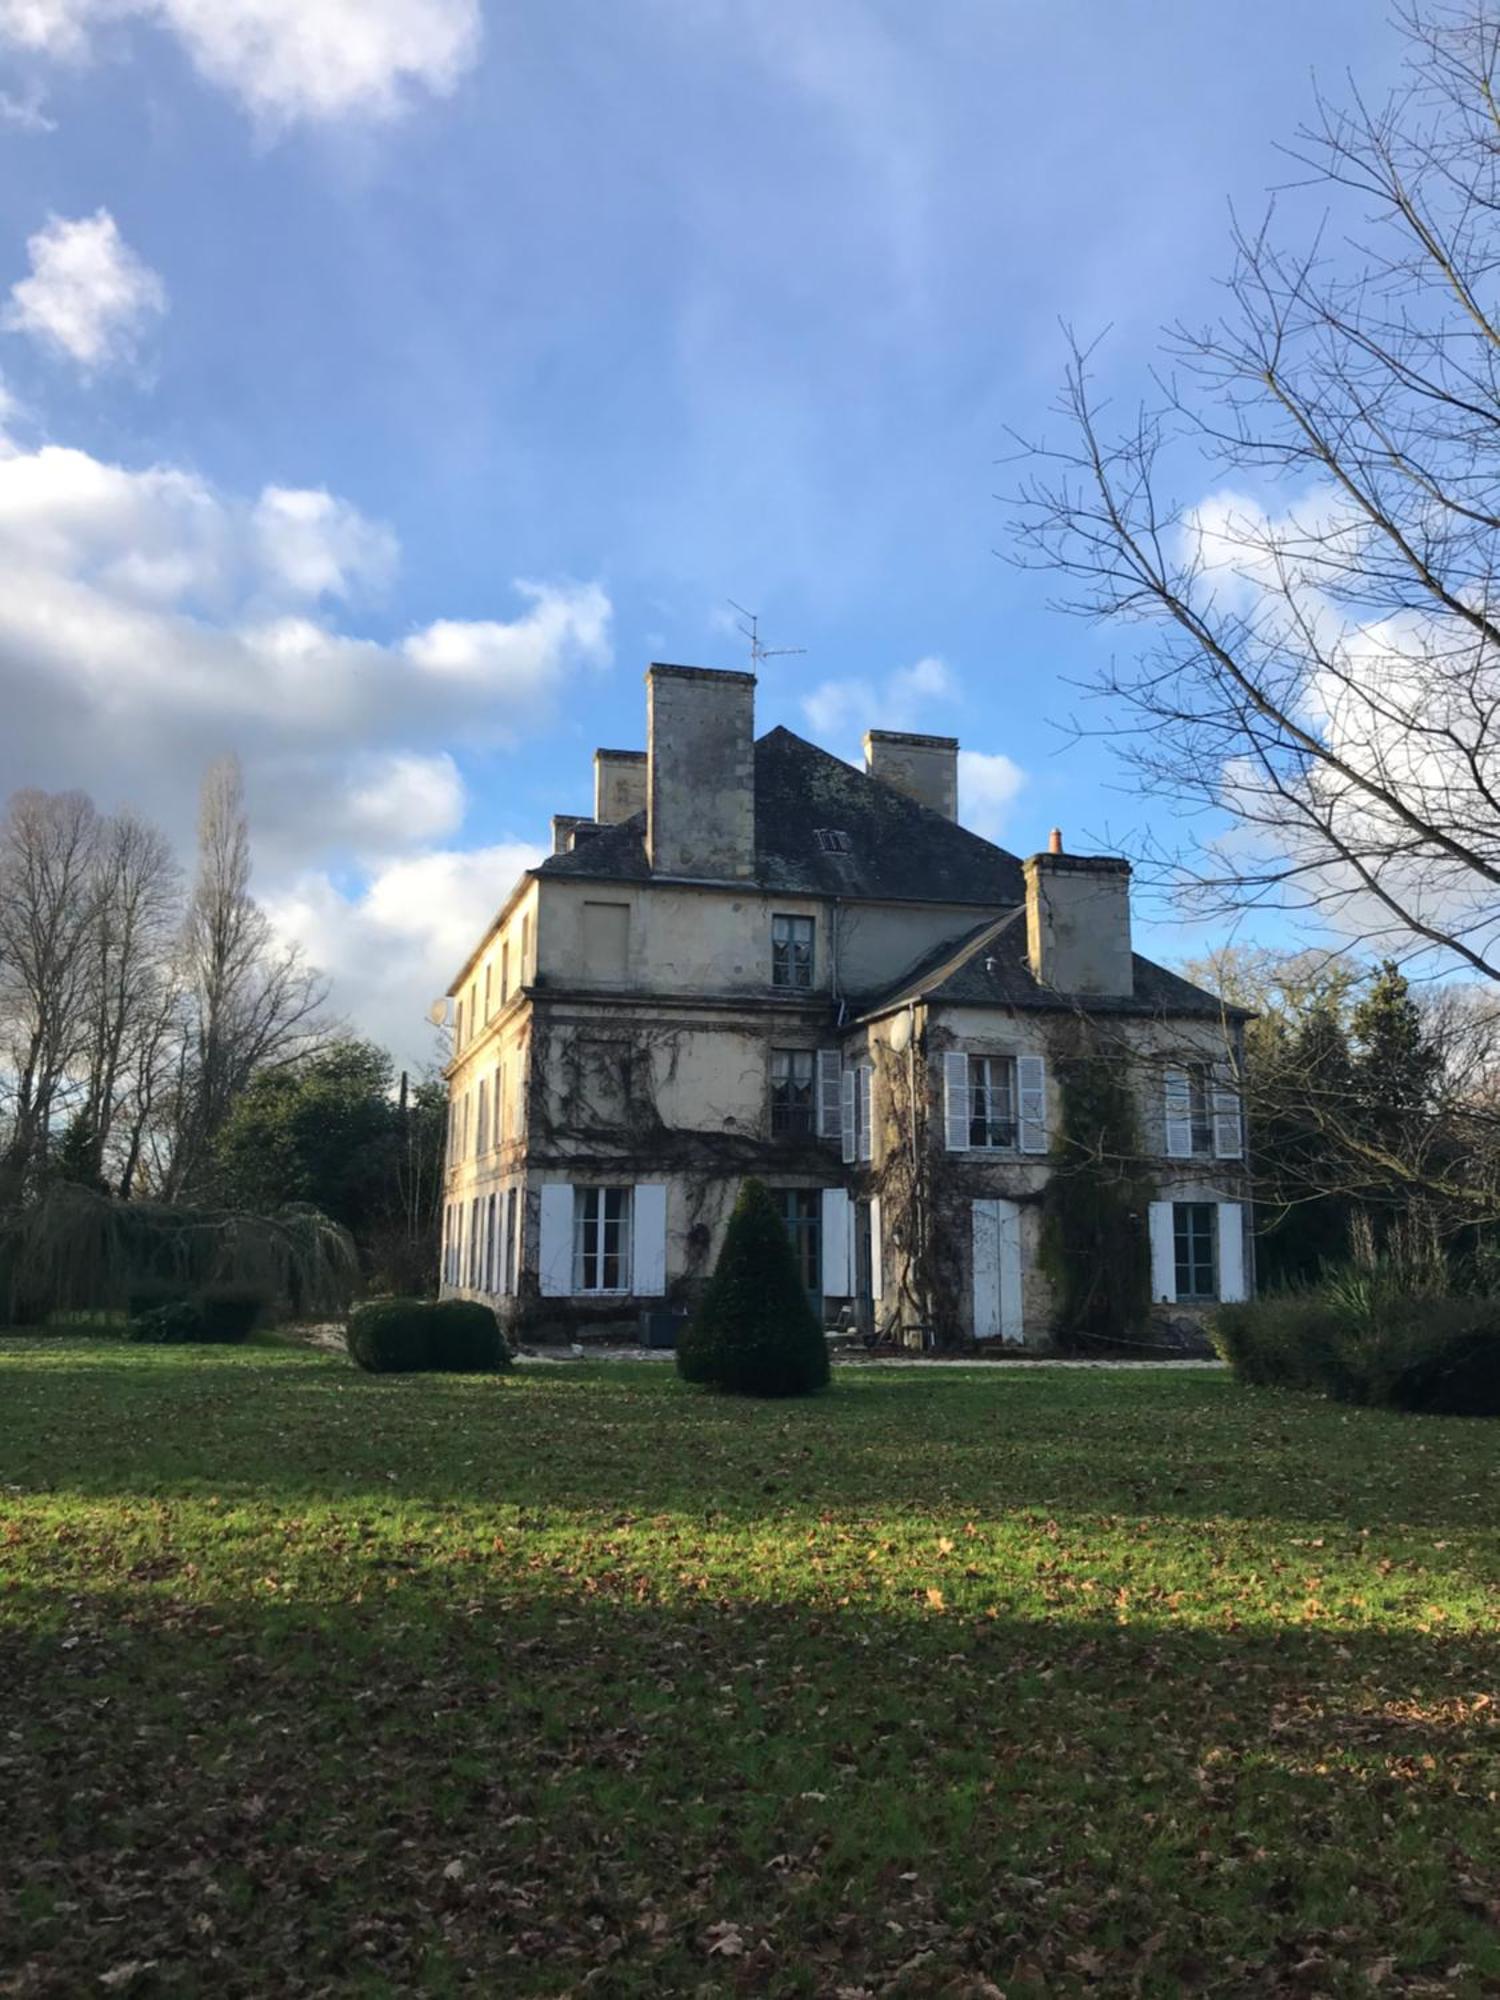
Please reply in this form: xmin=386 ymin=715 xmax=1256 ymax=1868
xmin=0 ymin=0 xmax=1411 ymax=1063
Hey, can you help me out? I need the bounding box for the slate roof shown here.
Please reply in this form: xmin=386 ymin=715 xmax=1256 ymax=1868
xmin=537 ymin=726 xmax=1027 ymax=905
xmin=855 ymin=908 xmax=1250 ymax=1022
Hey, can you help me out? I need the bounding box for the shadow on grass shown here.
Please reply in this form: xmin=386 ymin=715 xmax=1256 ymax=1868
xmin=3 ymin=1571 xmax=1497 ymax=1998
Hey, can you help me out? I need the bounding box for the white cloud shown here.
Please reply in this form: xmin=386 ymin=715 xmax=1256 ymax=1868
xmin=0 ymin=83 xmax=56 ymax=130
xmin=266 ymin=839 xmax=542 ymax=1058
xmin=2 ymin=209 xmax=165 ymax=370
xmin=0 ymin=429 xmax=612 ymax=1060
xmin=252 ymin=485 xmax=398 ymax=601
xmin=0 ymin=0 xmax=481 ymax=124
xmin=801 ymin=652 xmax=957 ymax=741
xmin=958 ymin=749 xmax=1027 ymax=842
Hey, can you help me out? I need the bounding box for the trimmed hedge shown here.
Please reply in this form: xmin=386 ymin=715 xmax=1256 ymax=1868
xmin=125 ymin=1285 xmax=269 ymax=1345
xmin=346 ymin=1297 xmax=511 ymax=1375
xmin=1213 ymin=1278 xmax=1500 ymax=1416
xmin=677 ymin=1178 xmax=830 ymax=1398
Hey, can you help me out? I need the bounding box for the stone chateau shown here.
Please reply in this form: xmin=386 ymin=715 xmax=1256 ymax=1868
xmin=440 ymin=662 xmax=1250 ymax=1345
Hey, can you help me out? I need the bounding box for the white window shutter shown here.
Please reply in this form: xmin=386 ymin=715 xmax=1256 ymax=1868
xmin=1017 ymin=1055 xmax=1048 ymax=1154
xmin=1213 ymin=1085 xmax=1243 ymax=1159
xmin=858 ymin=1066 xmax=874 ymax=1163
xmin=997 ymin=1197 xmax=1024 ymax=1342
xmin=512 ymin=1185 xmax=525 ymax=1292
xmin=1217 ymin=1202 xmax=1247 ymax=1302
xmin=972 ymin=1199 xmax=1001 ymax=1338
xmin=538 ymin=1184 xmax=573 ymax=1297
xmin=943 ymin=1051 xmax=970 ymax=1151
xmin=868 ymin=1195 xmax=883 ymax=1300
xmin=1149 ymin=1200 xmax=1177 ymax=1303
xmin=840 ymin=1068 xmax=856 ymax=1165
xmin=817 ymin=1049 xmax=843 ymax=1141
xmin=1164 ymin=1069 xmax=1193 ymax=1158
xmin=632 ymin=1183 xmax=667 ymax=1296
xmin=821 ymin=1188 xmax=852 ymax=1295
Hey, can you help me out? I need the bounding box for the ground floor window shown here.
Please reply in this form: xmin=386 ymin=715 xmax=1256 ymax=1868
xmin=773 ymin=1188 xmax=821 ymax=1296
xmin=574 ymin=1186 xmax=632 ymax=1293
xmin=1174 ymin=1201 xmax=1216 ymax=1301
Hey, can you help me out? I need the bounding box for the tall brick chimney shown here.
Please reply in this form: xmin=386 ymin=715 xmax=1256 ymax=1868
xmin=645 ymin=664 xmax=756 ymax=880
xmin=863 ymin=730 xmax=958 ymax=820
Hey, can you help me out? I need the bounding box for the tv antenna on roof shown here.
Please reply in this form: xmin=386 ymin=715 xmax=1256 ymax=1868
xmin=728 ymin=599 xmax=805 ymax=674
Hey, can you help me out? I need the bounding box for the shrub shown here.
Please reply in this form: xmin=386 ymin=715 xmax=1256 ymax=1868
xmin=1213 ymin=1274 xmax=1500 ymax=1416
xmin=429 ymin=1299 xmax=512 ymax=1372
xmin=193 ymin=1283 xmax=268 ymax=1343
xmin=346 ymin=1297 xmax=511 ymax=1374
xmin=126 ymin=1300 xmax=207 ymax=1345
xmin=677 ymin=1178 xmax=829 ymax=1398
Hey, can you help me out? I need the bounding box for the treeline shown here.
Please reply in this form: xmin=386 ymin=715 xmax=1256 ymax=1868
xmin=0 ymin=758 xmax=443 ymax=1289
xmin=1191 ymin=949 xmax=1500 ymax=1289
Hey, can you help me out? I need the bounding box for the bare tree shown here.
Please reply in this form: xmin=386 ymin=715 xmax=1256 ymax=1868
xmin=68 ymin=812 xmax=183 ymax=1187
xmin=0 ymin=791 xmax=102 ymax=1204
xmin=1011 ymin=5 xmax=1500 ymax=983
xmin=163 ymin=757 xmax=326 ymax=1197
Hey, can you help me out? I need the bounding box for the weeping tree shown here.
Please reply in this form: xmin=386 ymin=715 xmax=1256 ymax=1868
xmin=0 ymin=1184 xmax=358 ymax=1326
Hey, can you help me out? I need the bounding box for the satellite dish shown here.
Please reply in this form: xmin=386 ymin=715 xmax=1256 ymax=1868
xmin=887 ymin=1010 xmax=912 ymax=1054
xmin=427 ymin=997 xmax=451 ymax=1027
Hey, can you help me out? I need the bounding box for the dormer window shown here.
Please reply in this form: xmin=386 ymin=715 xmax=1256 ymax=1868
xmin=814 ymin=828 xmax=852 ymax=855
xmin=772 ymin=914 xmax=814 ymax=989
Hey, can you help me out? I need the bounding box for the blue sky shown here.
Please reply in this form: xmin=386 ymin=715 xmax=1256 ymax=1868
xmin=0 ymin=0 xmax=1407 ymax=1057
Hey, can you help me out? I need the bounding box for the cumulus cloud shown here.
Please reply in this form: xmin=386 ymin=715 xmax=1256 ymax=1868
xmin=0 ymin=430 xmax=612 ymax=1058
xmin=2 ymin=209 xmax=165 ymax=370
xmin=801 ymin=652 xmax=956 ymax=740
xmin=265 ymin=839 xmax=543 ymax=1059
xmin=0 ymin=0 xmax=481 ymax=125
xmin=958 ymin=749 xmax=1027 ymax=842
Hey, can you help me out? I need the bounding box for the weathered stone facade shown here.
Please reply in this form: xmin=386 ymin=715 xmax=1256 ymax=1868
xmin=439 ymin=663 xmax=1251 ymax=1347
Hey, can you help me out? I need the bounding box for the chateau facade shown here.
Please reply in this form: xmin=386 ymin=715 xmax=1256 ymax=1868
xmin=439 ymin=663 xmax=1249 ymax=1345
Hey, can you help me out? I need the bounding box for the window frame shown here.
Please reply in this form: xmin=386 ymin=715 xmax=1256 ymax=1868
xmin=1173 ymin=1201 xmax=1217 ymax=1301
xmin=573 ymin=1185 xmax=633 ymax=1295
xmin=771 ymin=913 xmax=815 ymax=990
xmin=770 ymin=1047 xmax=816 ymax=1135
xmin=967 ymin=1053 xmax=1019 ymax=1151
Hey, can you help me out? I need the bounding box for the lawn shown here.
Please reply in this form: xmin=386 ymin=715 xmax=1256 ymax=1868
xmin=2 ymin=1340 xmax=1498 ymax=1998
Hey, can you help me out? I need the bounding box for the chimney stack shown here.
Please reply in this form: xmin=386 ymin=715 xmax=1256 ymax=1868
xmin=863 ymin=730 xmax=959 ymax=820
xmin=593 ymin=749 xmax=647 ymax=825
xmin=646 ymin=664 xmax=756 ymax=880
xmin=1024 ymin=850 xmax=1134 ymax=997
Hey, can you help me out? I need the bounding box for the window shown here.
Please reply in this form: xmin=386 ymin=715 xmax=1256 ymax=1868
xmin=771 ymin=914 xmax=814 ymax=989
xmin=476 ymin=1077 xmax=490 ymax=1156
xmin=813 ymin=828 xmax=852 ymax=854
xmin=1165 ymin=1063 xmax=1240 ymax=1159
xmin=770 ymin=1048 xmax=816 ymax=1134
xmin=469 ymin=981 xmax=478 ymax=1042
xmin=968 ymin=1055 xmax=1018 ymax=1150
xmin=483 ymin=961 xmax=492 ymax=1022
xmin=454 ymin=996 xmax=465 ymax=1050
xmin=520 ymin=916 xmax=531 ymax=984
xmin=773 ymin=1188 xmax=822 ymax=1294
xmin=573 ymin=1186 xmax=632 ymax=1293
xmin=1174 ymin=1202 xmax=1216 ymax=1301
xmin=500 ymin=941 xmax=510 ymax=1005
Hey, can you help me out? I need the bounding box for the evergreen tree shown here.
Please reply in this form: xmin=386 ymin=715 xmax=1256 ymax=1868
xmin=677 ymin=1178 xmax=830 ymax=1397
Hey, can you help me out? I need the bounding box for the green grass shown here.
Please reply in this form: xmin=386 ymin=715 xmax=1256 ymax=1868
xmin=2 ymin=1339 xmax=1498 ymax=1998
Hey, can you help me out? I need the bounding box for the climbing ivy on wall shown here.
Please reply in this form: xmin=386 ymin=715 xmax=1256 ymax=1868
xmin=1038 ymin=1018 xmax=1154 ymax=1350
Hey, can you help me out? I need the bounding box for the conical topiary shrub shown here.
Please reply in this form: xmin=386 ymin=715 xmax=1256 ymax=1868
xmin=677 ymin=1178 xmax=830 ymax=1397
